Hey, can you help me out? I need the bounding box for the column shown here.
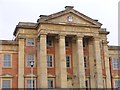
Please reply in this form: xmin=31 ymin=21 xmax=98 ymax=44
xmin=18 ymin=39 xmax=24 ymax=88
xmin=58 ymin=34 xmax=67 ymax=88
xmin=37 ymin=34 xmax=47 ymax=88
xmin=76 ymin=35 xmax=86 ymax=88
xmin=94 ymin=37 xmax=103 ymax=88
xmin=88 ymin=39 xmax=96 ymax=88
xmin=103 ymin=40 xmax=111 ymax=88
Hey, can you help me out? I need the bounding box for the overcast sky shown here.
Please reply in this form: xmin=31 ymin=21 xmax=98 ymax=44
xmin=0 ymin=0 xmax=119 ymax=45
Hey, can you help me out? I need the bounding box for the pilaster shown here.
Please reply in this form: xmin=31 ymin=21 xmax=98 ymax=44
xmin=76 ymin=35 xmax=86 ymax=88
xmin=102 ymin=40 xmax=111 ymax=88
xmin=94 ymin=37 xmax=103 ymax=88
xmin=37 ymin=34 xmax=48 ymax=88
xmin=18 ymin=38 xmax=24 ymax=88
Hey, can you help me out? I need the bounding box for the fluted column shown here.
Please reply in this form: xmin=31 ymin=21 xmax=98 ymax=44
xmin=94 ymin=37 xmax=103 ymax=88
xmin=58 ymin=34 xmax=67 ymax=88
xmin=76 ymin=35 xmax=86 ymax=88
xmin=18 ymin=38 xmax=24 ymax=88
xmin=103 ymin=40 xmax=111 ymax=88
xmin=37 ymin=34 xmax=47 ymax=88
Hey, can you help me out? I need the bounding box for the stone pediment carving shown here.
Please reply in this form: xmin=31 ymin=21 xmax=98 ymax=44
xmin=0 ymin=74 xmax=13 ymax=78
xmin=38 ymin=6 xmax=102 ymax=27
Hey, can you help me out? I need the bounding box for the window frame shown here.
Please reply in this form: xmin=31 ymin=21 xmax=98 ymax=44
xmin=25 ymin=78 xmax=36 ymax=89
xmin=26 ymin=38 xmax=35 ymax=46
xmin=2 ymin=54 xmax=12 ymax=68
xmin=112 ymin=58 xmax=120 ymax=70
xmin=84 ymin=56 xmax=88 ymax=68
xmin=66 ymin=55 xmax=71 ymax=68
xmin=47 ymin=54 xmax=54 ymax=68
xmin=1 ymin=79 xmax=12 ymax=89
xmin=26 ymin=54 xmax=35 ymax=67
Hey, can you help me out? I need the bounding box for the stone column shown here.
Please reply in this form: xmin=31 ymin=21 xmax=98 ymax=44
xmin=102 ymin=40 xmax=111 ymax=88
xmin=18 ymin=38 xmax=24 ymax=88
xmin=94 ymin=37 xmax=103 ymax=88
xmin=58 ymin=34 xmax=67 ymax=88
xmin=88 ymin=39 xmax=96 ymax=88
xmin=76 ymin=35 xmax=86 ymax=88
xmin=37 ymin=34 xmax=47 ymax=88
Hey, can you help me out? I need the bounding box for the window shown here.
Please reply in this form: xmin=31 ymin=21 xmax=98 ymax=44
xmin=47 ymin=39 xmax=52 ymax=47
xmin=112 ymin=59 xmax=120 ymax=70
xmin=26 ymin=80 xmax=35 ymax=89
xmin=115 ymin=80 xmax=120 ymax=88
xmin=84 ymin=57 xmax=87 ymax=68
xmin=48 ymin=80 xmax=54 ymax=88
xmin=26 ymin=38 xmax=35 ymax=46
xmin=3 ymin=54 xmax=11 ymax=67
xmin=67 ymin=16 xmax=73 ymax=22
xmin=85 ymin=80 xmax=88 ymax=90
xmin=2 ymin=80 xmax=11 ymax=89
xmin=65 ymin=41 xmax=69 ymax=47
xmin=47 ymin=55 xmax=53 ymax=67
xmin=66 ymin=55 xmax=70 ymax=68
xmin=26 ymin=54 xmax=34 ymax=67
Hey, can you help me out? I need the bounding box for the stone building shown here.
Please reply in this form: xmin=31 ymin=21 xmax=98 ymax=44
xmin=0 ymin=6 xmax=120 ymax=89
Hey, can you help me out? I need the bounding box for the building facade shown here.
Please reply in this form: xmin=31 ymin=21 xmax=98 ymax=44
xmin=0 ymin=6 xmax=120 ymax=89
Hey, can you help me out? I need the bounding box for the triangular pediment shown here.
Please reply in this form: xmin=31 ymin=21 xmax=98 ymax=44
xmin=38 ymin=6 xmax=102 ymax=27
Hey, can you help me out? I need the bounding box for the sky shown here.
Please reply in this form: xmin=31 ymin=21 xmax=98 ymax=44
xmin=0 ymin=0 xmax=119 ymax=45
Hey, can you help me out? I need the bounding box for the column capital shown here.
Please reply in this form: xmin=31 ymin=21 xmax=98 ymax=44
xmin=76 ymin=34 xmax=84 ymax=40
xmin=102 ymin=40 xmax=109 ymax=45
xmin=93 ymin=36 xmax=100 ymax=41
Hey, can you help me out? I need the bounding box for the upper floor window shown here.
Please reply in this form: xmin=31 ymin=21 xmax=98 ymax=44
xmin=2 ymin=80 xmax=11 ymax=89
xmin=3 ymin=54 xmax=11 ymax=67
xmin=66 ymin=55 xmax=71 ymax=68
xmin=84 ymin=57 xmax=87 ymax=68
xmin=47 ymin=39 xmax=53 ymax=47
xmin=48 ymin=80 xmax=54 ymax=88
xmin=47 ymin=55 xmax=53 ymax=67
xmin=112 ymin=58 xmax=120 ymax=70
xmin=26 ymin=54 xmax=34 ymax=67
xmin=115 ymin=80 xmax=120 ymax=88
xmin=26 ymin=38 xmax=35 ymax=46
xmin=65 ymin=41 xmax=70 ymax=47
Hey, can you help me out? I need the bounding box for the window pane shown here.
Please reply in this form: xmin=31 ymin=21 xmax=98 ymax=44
xmin=2 ymin=80 xmax=11 ymax=88
xmin=112 ymin=59 xmax=120 ymax=70
xmin=4 ymin=54 xmax=11 ymax=67
xmin=115 ymin=80 xmax=120 ymax=88
xmin=47 ymin=39 xmax=52 ymax=47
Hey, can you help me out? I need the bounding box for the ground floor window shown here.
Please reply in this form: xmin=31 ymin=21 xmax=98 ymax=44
xmin=26 ymin=79 xmax=35 ymax=89
xmin=115 ymin=80 xmax=120 ymax=88
xmin=48 ymin=79 xmax=54 ymax=88
xmin=2 ymin=79 xmax=11 ymax=89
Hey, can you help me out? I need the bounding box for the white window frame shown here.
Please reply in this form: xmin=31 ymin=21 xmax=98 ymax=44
xmin=2 ymin=54 xmax=12 ymax=68
xmin=26 ymin=54 xmax=35 ymax=67
xmin=66 ymin=55 xmax=71 ymax=68
xmin=67 ymin=16 xmax=73 ymax=22
xmin=112 ymin=58 xmax=120 ymax=70
xmin=26 ymin=38 xmax=35 ymax=46
xmin=1 ymin=79 xmax=12 ymax=89
xmin=48 ymin=78 xmax=55 ymax=88
xmin=47 ymin=54 xmax=54 ymax=68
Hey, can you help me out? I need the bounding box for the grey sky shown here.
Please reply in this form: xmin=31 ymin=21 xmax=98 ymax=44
xmin=0 ymin=0 xmax=119 ymax=45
